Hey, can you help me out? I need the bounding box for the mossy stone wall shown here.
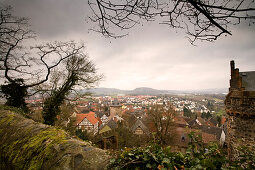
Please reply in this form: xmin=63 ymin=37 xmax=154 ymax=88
xmin=0 ymin=108 xmax=110 ymax=169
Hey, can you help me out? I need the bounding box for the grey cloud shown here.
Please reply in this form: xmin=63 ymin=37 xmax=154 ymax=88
xmin=3 ymin=0 xmax=90 ymax=38
xmin=1 ymin=0 xmax=254 ymax=90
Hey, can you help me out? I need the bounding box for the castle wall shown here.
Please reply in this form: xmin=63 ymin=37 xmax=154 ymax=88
xmin=225 ymin=60 xmax=255 ymax=160
xmin=226 ymin=114 xmax=255 ymax=160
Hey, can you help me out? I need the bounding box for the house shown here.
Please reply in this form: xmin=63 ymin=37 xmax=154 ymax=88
xmin=96 ymin=111 xmax=110 ymax=125
xmin=171 ymin=125 xmax=191 ymax=152
xmin=99 ymin=119 xmax=118 ymax=134
xmin=199 ymin=125 xmax=222 ymax=143
xmin=100 ymin=114 xmax=109 ymax=125
xmin=131 ymin=119 xmax=150 ymax=136
xmin=171 ymin=116 xmax=223 ymax=152
xmin=196 ymin=117 xmax=206 ymax=126
xmin=173 ymin=116 xmax=189 ymax=126
xmin=76 ymin=111 xmax=100 ymax=134
xmin=205 ymin=117 xmax=218 ymax=127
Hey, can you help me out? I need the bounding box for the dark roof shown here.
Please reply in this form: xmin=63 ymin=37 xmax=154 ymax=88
xmin=197 ymin=117 xmax=206 ymax=125
xmin=99 ymin=119 xmax=118 ymax=131
xmin=80 ymin=109 xmax=90 ymax=114
xmin=131 ymin=119 xmax=150 ymax=136
xmin=208 ymin=117 xmax=218 ymax=126
xmin=199 ymin=125 xmax=222 ymax=140
xmin=107 ymin=119 xmax=118 ymax=129
xmin=133 ymin=110 xmax=144 ymax=117
xmin=183 ymin=117 xmax=192 ymax=124
xmin=127 ymin=114 xmax=137 ymax=127
xmin=97 ymin=111 xmax=110 ymax=118
xmin=111 ymin=98 xmax=121 ymax=106
xmin=240 ymin=71 xmax=255 ymax=91
xmin=187 ymin=119 xmax=197 ymax=127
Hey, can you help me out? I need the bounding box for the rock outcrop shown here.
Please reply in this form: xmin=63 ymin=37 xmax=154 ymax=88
xmin=0 ymin=107 xmax=110 ymax=170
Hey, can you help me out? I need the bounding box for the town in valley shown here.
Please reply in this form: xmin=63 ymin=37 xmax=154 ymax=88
xmin=26 ymin=88 xmax=227 ymax=151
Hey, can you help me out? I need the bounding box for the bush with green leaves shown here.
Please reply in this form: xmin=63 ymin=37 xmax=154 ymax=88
xmin=108 ymin=132 xmax=254 ymax=169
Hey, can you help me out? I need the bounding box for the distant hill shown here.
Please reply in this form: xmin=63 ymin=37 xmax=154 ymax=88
xmin=81 ymin=87 xmax=228 ymax=96
xmin=80 ymin=88 xmax=126 ymax=95
xmin=130 ymin=87 xmax=165 ymax=95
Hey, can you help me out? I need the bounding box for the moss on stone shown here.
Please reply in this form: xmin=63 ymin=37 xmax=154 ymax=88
xmin=0 ymin=106 xmax=110 ymax=169
xmin=3 ymin=127 xmax=68 ymax=169
xmin=0 ymin=113 xmax=15 ymax=125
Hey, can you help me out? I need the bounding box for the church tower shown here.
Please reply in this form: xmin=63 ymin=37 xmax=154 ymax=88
xmin=109 ymin=98 xmax=122 ymax=120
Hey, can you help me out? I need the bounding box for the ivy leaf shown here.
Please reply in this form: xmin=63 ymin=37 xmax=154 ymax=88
xmin=162 ymin=158 xmax=170 ymax=164
xmin=146 ymin=163 xmax=152 ymax=168
xmin=109 ymin=158 xmax=115 ymax=163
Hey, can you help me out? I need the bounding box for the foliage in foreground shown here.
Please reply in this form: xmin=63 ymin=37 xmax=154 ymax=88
xmin=108 ymin=144 xmax=225 ymax=169
xmin=108 ymin=133 xmax=255 ymax=170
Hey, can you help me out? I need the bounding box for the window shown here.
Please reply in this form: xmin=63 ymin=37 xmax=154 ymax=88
xmin=181 ymin=135 xmax=185 ymax=142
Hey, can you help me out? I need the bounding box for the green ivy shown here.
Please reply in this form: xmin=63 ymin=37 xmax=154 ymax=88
xmin=108 ymin=132 xmax=254 ymax=169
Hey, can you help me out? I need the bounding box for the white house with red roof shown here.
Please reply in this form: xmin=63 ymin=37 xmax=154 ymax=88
xmin=76 ymin=111 xmax=101 ymax=134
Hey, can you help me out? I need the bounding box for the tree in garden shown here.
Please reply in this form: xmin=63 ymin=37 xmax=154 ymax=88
xmin=54 ymin=103 xmax=77 ymax=134
xmin=147 ymin=104 xmax=175 ymax=145
xmin=41 ymin=53 xmax=102 ymax=125
xmin=183 ymin=106 xmax=192 ymax=118
xmin=88 ymin=0 xmax=255 ymax=43
xmin=207 ymin=100 xmax=214 ymax=111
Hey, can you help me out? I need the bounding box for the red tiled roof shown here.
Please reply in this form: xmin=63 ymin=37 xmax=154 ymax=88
xmin=76 ymin=112 xmax=99 ymax=125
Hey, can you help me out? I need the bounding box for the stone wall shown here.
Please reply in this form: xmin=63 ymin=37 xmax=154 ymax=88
xmin=225 ymin=60 xmax=255 ymax=160
xmin=226 ymin=114 xmax=255 ymax=160
xmin=0 ymin=108 xmax=110 ymax=170
xmin=225 ymin=92 xmax=255 ymax=160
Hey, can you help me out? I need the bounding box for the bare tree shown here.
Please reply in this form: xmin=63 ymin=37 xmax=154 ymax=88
xmin=41 ymin=54 xmax=103 ymax=125
xmin=0 ymin=6 xmax=34 ymax=79
xmin=88 ymin=0 xmax=255 ymax=44
xmin=148 ymin=104 xmax=175 ymax=145
xmin=0 ymin=6 xmax=86 ymax=111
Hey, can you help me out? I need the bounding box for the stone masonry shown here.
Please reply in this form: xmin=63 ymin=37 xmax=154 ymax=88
xmin=0 ymin=108 xmax=110 ymax=169
xmin=225 ymin=60 xmax=255 ymax=160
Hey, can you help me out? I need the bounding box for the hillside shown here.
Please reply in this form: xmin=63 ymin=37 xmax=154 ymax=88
xmin=81 ymin=87 xmax=228 ymax=96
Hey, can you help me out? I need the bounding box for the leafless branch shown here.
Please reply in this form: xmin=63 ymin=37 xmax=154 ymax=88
xmin=88 ymin=0 xmax=255 ymax=43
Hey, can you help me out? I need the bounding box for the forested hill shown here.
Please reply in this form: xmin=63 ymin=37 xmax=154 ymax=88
xmin=81 ymin=87 xmax=228 ymax=96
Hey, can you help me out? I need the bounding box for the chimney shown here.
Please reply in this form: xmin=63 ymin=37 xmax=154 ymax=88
xmin=230 ymin=60 xmax=235 ymax=78
xmin=229 ymin=60 xmax=242 ymax=91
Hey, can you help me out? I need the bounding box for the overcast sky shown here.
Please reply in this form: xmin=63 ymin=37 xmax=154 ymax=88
xmin=1 ymin=0 xmax=255 ymax=90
